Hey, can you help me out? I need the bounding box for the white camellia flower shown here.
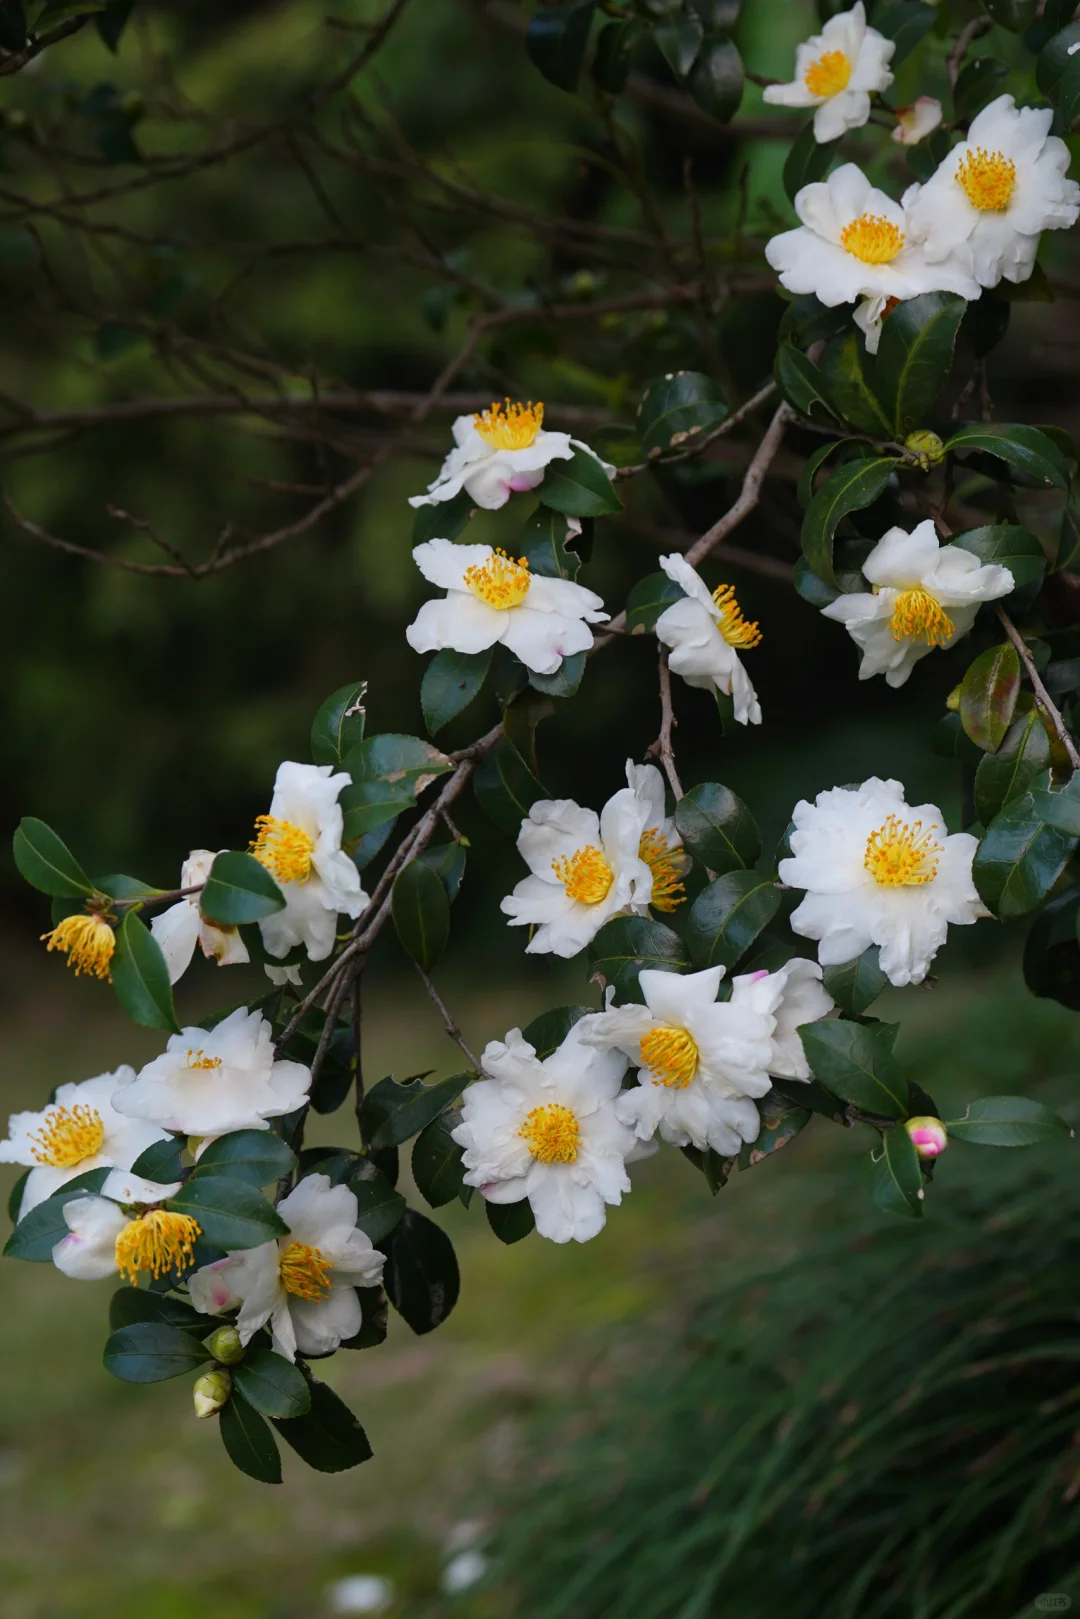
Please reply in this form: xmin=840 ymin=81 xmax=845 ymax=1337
xmin=580 ymin=966 xmax=776 ymax=1157
xmin=251 ymin=760 xmax=368 ymax=962
xmin=188 ymin=1174 xmax=385 ymax=1361
xmin=405 ymin=538 xmax=608 ymax=677
xmin=778 ymin=777 xmax=987 ymax=987
xmin=821 ymin=519 xmax=1014 ymax=688
xmin=763 ymin=3 xmax=894 ymax=143
xmin=892 ymin=96 xmax=942 ymax=147
xmin=112 ymin=1006 xmax=312 ymax=1137
xmin=727 ymin=958 xmax=836 ymax=1080
xmin=655 ymin=552 xmax=763 ymax=725
xmin=451 ymin=1021 xmax=635 ymax=1244
xmin=408 ymin=400 xmax=612 ymax=512
xmin=905 ymin=95 xmax=1080 ymax=289
xmin=52 ymin=1170 xmax=194 ymax=1285
xmin=766 ymin=165 xmax=982 ymax=355
xmin=501 ymin=779 xmax=653 ymax=957
xmin=626 ymin=761 xmax=690 ymax=915
xmin=0 ymin=1067 xmax=171 ymax=1218
xmin=150 ymin=848 xmax=250 ymax=985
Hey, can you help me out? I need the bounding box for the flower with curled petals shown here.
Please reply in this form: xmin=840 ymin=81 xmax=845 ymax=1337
xmin=892 ymin=97 xmax=942 ymax=148
xmin=763 ymin=3 xmax=894 ymax=143
xmin=727 ymin=958 xmax=836 ymax=1081
xmin=655 ymin=553 xmax=762 ymax=726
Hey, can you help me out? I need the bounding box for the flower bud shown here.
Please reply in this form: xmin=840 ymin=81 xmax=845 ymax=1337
xmin=903 ymin=430 xmax=946 ymax=470
xmin=905 ymin=1116 xmax=948 ymax=1160
xmin=193 ymin=1368 xmax=232 ymax=1419
xmin=204 ymin=1325 xmax=245 ymax=1365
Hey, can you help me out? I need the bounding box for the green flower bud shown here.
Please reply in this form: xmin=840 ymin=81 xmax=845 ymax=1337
xmin=193 ymin=1368 xmax=232 ymax=1419
xmin=904 ymin=430 xmax=946 ymax=470
xmin=905 ymin=1116 xmax=948 ymax=1160
xmin=204 ymin=1325 xmax=245 ymax=1365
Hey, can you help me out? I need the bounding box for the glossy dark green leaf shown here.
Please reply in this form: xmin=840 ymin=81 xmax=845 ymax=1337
xmin=587 ymin=915 xmax=690 ymax=1001
xmin=973 ymin=790 xmax=1076 ymax=920
xmin=778 ymin=295 xmax=852 ymax=351
xmin=529 ymin=650 xmax=586 ymax=700
xmin=958 ymin=644 xmax=1021 ymax=753
xmin=190 ymin=1130 xmax=297 ymax=1188
xmin=953 ymin=55 xmax=1009 ymax=121
xmin=415 ymin=841 xmax=467 ymax=903
xmin=770 ymin=1076 xmax=847 ymax=1125
xmin=822 ymin=947 xmax=888 ymax=1017
xmin=421 ymin=646 xmax=492 ymax=735
xmin=108 ymin=1287 xmax=206 ymax=1334
xmin=520 ymin=504 xmax=587 ymax=579
xmin=945 ymin=422 xmax=1071 ymax=491
xmin=975 ymin=709 xmax=1052 ymax=824
xmin=340 ymin=777 xmax=415 ymax=847
xmin=736 ymin=1089 xmax=811 ymax=1170
xmin=200 ymin=851 xmax=284 ymax=926
xmin=686 ymin=872 xmax=781 ymax=970
xmin=521 ymin=1003 xmax=591 ymax=1060
xmin=870 ymin=1128 xmax=924 ymax=1219
xmin=1037 ymin=19 xmax=1080 ymax=129
xmin=381 ymin=1208 xmax=460 ymax=1334
xmin=412 ymin=1113 xmax=468 ymax=1209
xmin=819 ymin=331 xmax=894 ymax=436
xmin=473 ymin=738 xmax=546 ymax=836
xmin=272 ymin=1378 xmax=372 ymax=1472
xmin=12 ymin=817 xmax=93 ymax=897
xmin=624 ymin=570 xmax=685 ymax=634
xmin=953 ymin=523 xmax=1047 ymax=597
xmin=411 ymin=488 xmax=473 ymax=545
xmin=1024 ymin=887 xmax=1080 ymax=1009
xmin=638 ymin=371 xmax=729 ymax=459
xmin=113 ymin=912 xmax=179 ymax=1033
xmin=871 ymin=292 xmax=966 ymax=435
xmin=221 ymin=1395 xmax=282 ymax=1484
xmin=4 ymin=1168 xmax=110 ymax=1260
xmin=538 ymin=446 xmax=621 ymax=516
xmin=341 ymin=1285 xmax=389 ymax=1350
xmin=1033 ymin=775 xmax=1080 ymax=838
xmin=782 ymin=123 xmax=842 ymax=203
xmin=592 ymin=17 xmax=640 ymax=92
xmin=674 ymin=782 xmax=760 ymax=875
xmin=946 ymin=1095 xmax=1070 ymax=1145
xmin=688 ymin=30 xmax=743 ymax=121
xmin=6 ymin=1172 xmax=27 ymax=1226
xmin=129 ymin=1136 xmax=185 ymax=1183
xmin=391 ymin=859 xmax=451 ymax=971
xmin=96 ymin=0 xmax=136 ymax=51
xmin=798 ymin=1019 xmax=909 ymax=1119
xmin=873 ymin=0 xmax=936 ymax=62
xmin=801 ymin=457 xmax=896 ymax=587
xmin=347 ymin=1159 xmax=407 ymax=1244
xmin=361 ymin=1073 xmax=467 ymax=1152
xmin=233 ymin=1350 xmax=311 ymax=1419
xmin=167 ymin=1176 xmax=288 ymax=1250
xmin=963 ymin=294 xmax=1011 ymax=359
xmin=309 ymin=679 xmax=367 ymax=766
xmin=774 ymin=343 xmax=837 ymax=422
xmin=793 ymin=557 xmax=839 ymax=609
xmin=680 ymin=1144 xmax=730 ymax=1194
xmin=486 ymin=1198 xmax=536 ymax=1244
xmin=653 ymin=11 xmax=703 ymax=77
xmin=103 ymin=1323 xmax=209 ymax=1384
xmin=345 ymin=733 xmax=451 ymax=795
xmin=525 ymin=0 xmax=596 ymax=91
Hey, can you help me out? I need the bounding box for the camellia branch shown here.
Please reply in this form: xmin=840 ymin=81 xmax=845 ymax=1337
xmin=648 ymin=648 xmax=684 ymax=801
xmin=996 ymin=606 xmax=1080 ymax=772
xmin=413 ymin=963 xmax=480 ymax=1071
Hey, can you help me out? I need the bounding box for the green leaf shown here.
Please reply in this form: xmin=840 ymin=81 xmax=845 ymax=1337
xmin=345 ymin=733 xmax=452 ymax=796
xmin=1023 ymin=887 xmax=1080 ymax=1010
xmin=103 ymin=1323 xmax=209 ymax=1384
xmin=273 ymin=1378 xmax=372 ymax=1473
xmin=4 ymin=1169 xmax=110 ymax=1260
xmin=167 ymin=1176 xmax=288 ymax=1250
xmin=310 ymin=679 xmax=368 ymax=766
xmin=801 ymin=457 xmax=896 ymax=587
xmin=586 ymin=914 xmax=690 ymax=1001
xmin=381 ymin=1208 xmax=460 ymax=1334
xmin=782 ymin=123 xmax=841 ymax=203
xmin=221 ymin=1395 xmax=282 ymax=1484
xmin=529 ymin=650 xmax=586 ymax=700
xmin=958 ymin=643 xmax=1021 ymax=753
xmin=798 ymin=1019 xmax=909 ymax=1119
xmin=190 ymin=1130 xmax=297 ymax=1188
xmin=391 ymin=860 xmax=451 ymax=971
xmin=411 ymin=488 xmax=473 ymax=545
xmin=592 ymin=18 xmax=640 ymax=92
xmin=737 ymin=1088 xmax=811 ymax=1170
xmin=519 ymin=505 xmax=586 ymax=580
xmin=342 ymin=1285 xmax=389 ymax=1350
xmin=953 ymin=55 xmax=1009 ymax=121
xmin=525 ymin=0 xmax=596 ymax=92
xmin=975 ymin=709 xmax=1051 ymax=825
xmin=108 ymin=1287 xmax=206 ymax=1334
xmin=945 ymin=422 xmax=1071 ymax=491
xmin=538 ymin=445 xmax=621 ymax=516
xmin=412 ymin=1113 xmax=468 ymax=1209
xmin=953 ymin=523 xmax=1047 ymax=597
xmin=688 ymin=30 xmax=743 ymax=121
xmin=822 ymin=947 xmax=888 ymax=1017
xmin=12 ymin=817 xmax=93 ymax=898
xmin=870 ymin=1128 xmax=924 ymax=1219
xmin=686 ymin=872 xmax=781 ymax=971
xmin=415 ymin=841 xmax=467 ymax=903
xmin=521 ymin=1003 xmax=591 ymax=1059
xmin=637 ymin=371 xmax=729 ymax=459
xmin=819 ymin=331 xmax=894 ymax=436
xmin=233 ymin=1350 xmax=311 ymax=1419
xmin=774 ymin=343 xmax=837 ymax=423
xmin=653 ymin=11 xmax=703 ymax=77
xmin=771 ymin=1076 xmax=847 ymax=1125
xmin=974 ymin=790 xmax=1076 ymax=920
xmin=486 ymin=1198 xmax=536 ymax=1244
xmin=871 ymin=292 xmax=967 ymax=436
xmin=946 ymin=1095 xmax=1071 ymax=1146
xmin=680 ymin=1144 xmax=730 ymax=1195
xmin=6 ymin=1171 xmax=28 ymax=1225
xmin=96 ymin=0 xmax=137 ymax=53
xmin=129 ymin=1136 xmax=185 ymax=1182
xmin=674 ymin=782 xmax=760 ymax=875
xmin=873 ymin=0 xmax=936 ymax=63
xmin=361 ymin=1073 xmax=467 ymax=1152
xmin=421 ymin=647 xmax=492 ymax=735
xmin=624 ymin=570 xmax=685 ymax=635
xmin=340 ymin=778 xmax=415 ymax=847
xmin=473 ymin=737 xmax=547 ymax=836
xmin=347 ymin=1159 xmax=407 ymax=1244
xmin=1037 ymin=19 xmax=1080 ymax=130
xmin=1033 ymin=775 xmax=1080 ymax=838
xmin=200 ymin=851 xmax=284 ymax=926
xmin=113 ymin=912 xmax=179 ymax=1033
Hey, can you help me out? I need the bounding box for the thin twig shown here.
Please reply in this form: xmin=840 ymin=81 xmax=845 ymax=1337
xmin=352 ymin=972 xmax=366 ymax=1141
xmin=686 ymin=402 xmax=794 ymax=569
xmin=947 ymin=16 xmax=992 ymax=90
xmin=414 ymin=962 xmax=479 ymax=1070
xmin=648 ymin=648 xmax=684 ymax=801
xmin=996 ymin=606 xmax=1080 ymax=772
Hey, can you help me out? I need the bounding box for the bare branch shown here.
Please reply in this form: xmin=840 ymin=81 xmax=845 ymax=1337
xmin=996 ymin=606 xmax=1080 ymax=772
xmin=414 ymin=962 xmax=480 ymax=1070
xmin=647 ymin=648 xmax=684 ymax=800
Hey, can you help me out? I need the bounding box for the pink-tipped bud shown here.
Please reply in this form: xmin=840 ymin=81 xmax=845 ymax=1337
xmin=905 ymin=1116 xmax=948 ymax=1160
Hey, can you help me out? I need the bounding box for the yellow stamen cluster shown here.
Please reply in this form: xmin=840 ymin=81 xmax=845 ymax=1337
xmin=279 ymin=1240 xmax=333 ymax=1302
xmin=956 ymin=147 xmax=1016 ymax=213
xmin=473 ymin=398 xmax=544 ymax=451
xmin=840 ymin=214 xmax=905 ymax=266
xmin=185 ymin=1048 xmax=223 ymax=1071
xmin=639 ymin=828 xmax=687 ymax=913
xmin=114 ymin=1209 xmax=200 ymax=1286
xmin=640 ymin=1025 xmax=699 ymax=1090
xmin=519 ymin=1102 xmax=580 ymax=1164
xmin=552 ymin=844 xmax=615 ymax=906
xmin=29 ymin=1104 xmax=105 ymax=1168
xmin=888 ymin=587 xmax=955 ymax=647
xmin=41 ymin=912 xmax=116 ymax=980
xmin=803 ymin=48 xmax=851 ymax=98
xmin=251 ymin=815 xmax=315 ymax=885
xmin=864 ymin=816 xmax=942 ymax=888
xmin=712 ymin=583 xmax=763 ymax=650
xmin=463 ymin=548 xmax=532 ymax=610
